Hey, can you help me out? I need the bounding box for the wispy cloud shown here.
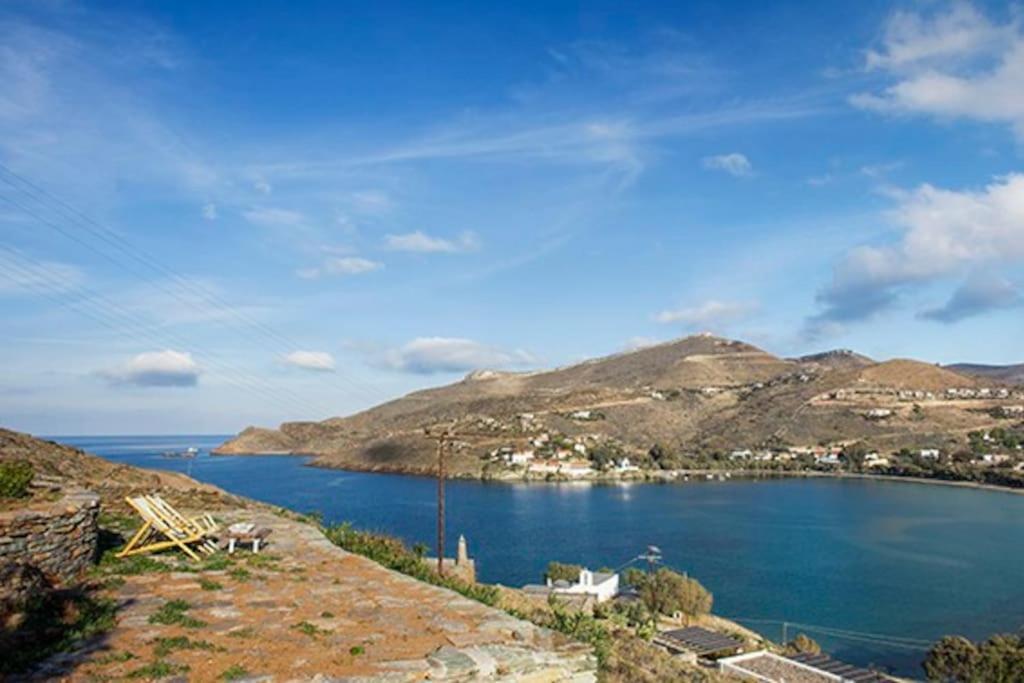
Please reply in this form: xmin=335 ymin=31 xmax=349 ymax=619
xmin=702 ymin=153 xmax=752 ymax=177
xmin=243 ymin=207 xmax=305 ymax=227
xmin=384 ymin=230 xmax=480 ymax=253
xmin=0 ymin=248 xmax=85 ymax=295
xmin=297 ymin=256 xmax=383 ymax=279
xmin=655 ymin=300 xmax=757 ymax=327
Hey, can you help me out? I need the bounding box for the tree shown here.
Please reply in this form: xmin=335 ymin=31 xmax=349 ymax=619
xmin=622 ymin=567 xmax=646 ymax=589
xmin=545 ymin=561 xmax=583 ymax=583
xmin=923 ymin=636 xmax=980 ymax=682
xmin=638 ymin=568 xmax=712 ymax=618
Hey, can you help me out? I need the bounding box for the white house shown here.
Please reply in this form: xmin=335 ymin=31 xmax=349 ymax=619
xmin=919 ymin=448 xmax=940 ymax=459
xmin=506 ymin=449 xmax=535 ymax=465
xmin=548 ymin=568 xmax=620 ymax=603
xmin=570 ymin=410 xmax=593 ymax=420
xmin=729 ymin=449 xmax=753 ymax=461
xmin=616 ymin=458 xmax=640 ymax=472
xmin=561 ymin=460 xmax=594 ymax=478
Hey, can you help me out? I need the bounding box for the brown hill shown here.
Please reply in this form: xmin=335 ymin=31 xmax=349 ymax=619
xmin=853 ymin=359 xmax=980 ymax=392
xmin=217 ymin=336 xmax=1011 ymax=475
xmin=948 ymin=363 xmax=1024 ymax=385
xmin=1 ymin=428 xmax=236 ymax=512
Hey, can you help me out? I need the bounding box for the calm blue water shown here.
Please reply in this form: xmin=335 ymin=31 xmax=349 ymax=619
xmin=55 ymin=434 xmax=1024 ymax=677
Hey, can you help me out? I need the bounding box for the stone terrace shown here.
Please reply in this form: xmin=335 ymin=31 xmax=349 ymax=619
xmin=30 ymin=510 xmax=596 ymax=682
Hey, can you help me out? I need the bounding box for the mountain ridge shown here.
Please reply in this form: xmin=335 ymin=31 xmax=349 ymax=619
xmin=217 ymin=336 xmax=1020 ymax=476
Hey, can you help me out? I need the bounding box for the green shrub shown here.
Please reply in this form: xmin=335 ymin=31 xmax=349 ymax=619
xmin=0 ymin=460 xmax=33 ymax=498
xmin=324 ymin=522 xmax=499 ymax=606
xmin=637 ymin=568 xmax=713 ymax=618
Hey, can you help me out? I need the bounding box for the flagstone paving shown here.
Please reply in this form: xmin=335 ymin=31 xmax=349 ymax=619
xmin=30 ymin=511 xmax=597 ymax=682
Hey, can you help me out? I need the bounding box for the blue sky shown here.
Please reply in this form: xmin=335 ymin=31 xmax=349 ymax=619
xmin=2 ymin=0 xmax=1024 ymax=434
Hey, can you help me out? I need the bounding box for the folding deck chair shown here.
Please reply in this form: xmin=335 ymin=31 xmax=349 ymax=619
xmin=118 ymin=495 xmax=220 ymax=561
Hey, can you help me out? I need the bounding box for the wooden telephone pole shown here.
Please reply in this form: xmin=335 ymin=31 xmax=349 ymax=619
xmin=427 ymin=423 xmax=492 ymax=576
xmin=434 ymin=427 xmax=450 ymax=575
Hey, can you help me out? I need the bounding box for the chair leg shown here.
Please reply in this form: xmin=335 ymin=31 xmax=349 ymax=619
xmin=117 ymin=521 xmax=153 ymax=558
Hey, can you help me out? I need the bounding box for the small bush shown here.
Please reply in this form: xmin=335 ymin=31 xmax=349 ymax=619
xmin=198 ymin=578 xmax=223 ymax=591
xmin=0 ymin=460 xmax=33 ymax=498
xmin=324 ymin=522 xmax=499 ymax=606
xmin=349 ymin=645 xmax=365 ymax=656
xmin=545 ymin=561 xmax=583 ymax=583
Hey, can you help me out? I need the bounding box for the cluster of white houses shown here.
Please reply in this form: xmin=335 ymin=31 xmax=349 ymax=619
xmin=828 ymin=386 xmax=1023 ymax=402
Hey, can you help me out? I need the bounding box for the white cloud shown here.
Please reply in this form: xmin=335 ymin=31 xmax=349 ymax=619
xmin=202 ymin=203 xmax=217 ymax=220
xmin=243 ymin=207 xmax=305 ymax=227
xmin=864 ymin=4 xmax=1012 ymax=71
xmin=702 ymin=153 xmax=752 ymax=177
xmin=812 ymin=173 xmax=1024 ymax=323
xmin=655 ymin=300 xmax=757 ymax=326
xmin=379 ymin=337 xmax=536 ymax=374
xmin=384 ymin=230 xmax=481 ymax=253
xmin=297 ymin=256 xmax=383 ymax=279
xmin=101 ymin=350 xmax=200 ymax=387
xmin=282 ymin=350 xmax=336 ymax=372
xmin=853 ymin=4 xmax=1024 ymax=138
xmin=254 ymin=178 xmax=272 ymax=194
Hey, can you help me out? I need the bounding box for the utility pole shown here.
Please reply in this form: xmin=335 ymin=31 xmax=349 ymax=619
xmin=433 ymin=426 xmax=451 ymax=575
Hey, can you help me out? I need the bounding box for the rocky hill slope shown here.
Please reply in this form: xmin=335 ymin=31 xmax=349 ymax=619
xmin=948 ymin=363 xmax=1024 ymax=385
xmin=217 ymin=335 xmax=1020 ymax=476
xmin=1 ymin=428 xmax=236 ymax=512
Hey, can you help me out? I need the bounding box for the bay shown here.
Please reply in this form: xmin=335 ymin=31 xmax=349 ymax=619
xmin=55 ymin=434 xmax=1024 ymax=677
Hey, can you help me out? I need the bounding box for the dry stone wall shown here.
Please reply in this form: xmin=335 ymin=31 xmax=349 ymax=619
xmin=0 ymin=484 xmax=99 ymax=607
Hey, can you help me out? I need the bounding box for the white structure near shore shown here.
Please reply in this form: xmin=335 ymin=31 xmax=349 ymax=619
xmin=523 ymin=568 xmax=620 ymax=603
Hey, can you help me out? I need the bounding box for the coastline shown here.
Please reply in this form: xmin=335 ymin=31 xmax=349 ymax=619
xmin=212 ymin=448 xmax=1024 ymax=497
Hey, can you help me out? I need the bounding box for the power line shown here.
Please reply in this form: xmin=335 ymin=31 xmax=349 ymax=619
xmin=0 ymin=249 xmax=327 ymax=418
xmin=0 ymin=163 xmax=388 ymax=407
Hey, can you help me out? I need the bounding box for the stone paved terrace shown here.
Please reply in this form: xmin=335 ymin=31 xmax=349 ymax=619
xmin=30 ymin=511 xmax=596 ymax=682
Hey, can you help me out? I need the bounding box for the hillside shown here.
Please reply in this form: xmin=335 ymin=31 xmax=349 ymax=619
xmin=0 ymin=428 xmax=236 ymax=511
xmin=217 ymin=335 xmax=1021 ymax=476
xmin=948 ymin=363 xmax=1024 ymax=385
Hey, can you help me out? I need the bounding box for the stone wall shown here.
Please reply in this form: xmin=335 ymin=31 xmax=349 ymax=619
xmin=0 ymin=483 xmax=99 ymax=606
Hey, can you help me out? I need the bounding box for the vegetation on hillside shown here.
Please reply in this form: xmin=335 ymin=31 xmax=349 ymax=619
xmin=924 ymin=633 xmax=1024 ymax=682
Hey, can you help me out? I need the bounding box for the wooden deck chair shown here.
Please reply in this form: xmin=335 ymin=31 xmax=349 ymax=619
xmin=143 ymin=495 xmax=220 ymax=554
xmin=118 ymin=496 xmax=213 ymax=561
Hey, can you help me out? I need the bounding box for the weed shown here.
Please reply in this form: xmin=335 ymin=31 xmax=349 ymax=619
xmin=226 ymin=626 xmax=256 ymax=639
xmin=148 ymin=600 xmax=206 ymax=628
xmin=349 ymin=645 xmax=365 ymax=656
xmin=198 ymin=578 xmax=223 ymax=591
xmin=292 ymin=621 xmax=329 ymax=637
xmin=228 ymin=567 xmax=251 ymax=581
xmin=219 ymin=664 xmax=251 ymax=681
xmin=127 ymin=660 xmax=190 ymax=679
xmin=151 ymin=635 xmax=221 ymax=657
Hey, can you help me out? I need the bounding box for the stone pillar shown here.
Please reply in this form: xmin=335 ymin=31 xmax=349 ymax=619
xmin=456 ymin=534 xmax=468 ymax=566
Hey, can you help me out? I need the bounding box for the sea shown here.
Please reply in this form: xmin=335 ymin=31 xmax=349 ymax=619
xmin=53 ymin=433 xmax=1024 ymax=677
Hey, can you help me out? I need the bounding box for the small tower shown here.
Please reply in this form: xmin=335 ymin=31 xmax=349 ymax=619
xmin=456 ymin=534 xmax=469 ymax=566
